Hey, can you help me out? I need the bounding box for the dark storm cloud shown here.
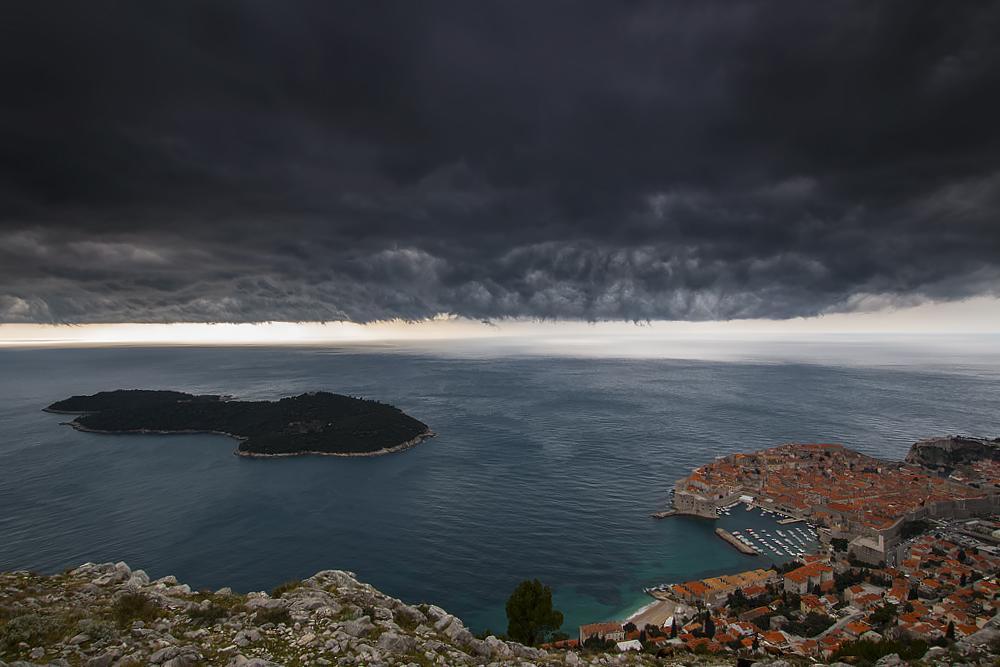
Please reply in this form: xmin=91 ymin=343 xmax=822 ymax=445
xmin=2 ymin=1 xmax=999 ymax=323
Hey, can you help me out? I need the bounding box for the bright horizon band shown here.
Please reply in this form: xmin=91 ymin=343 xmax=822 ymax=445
xmin=1 ymin=296 xmax=999 ymax=346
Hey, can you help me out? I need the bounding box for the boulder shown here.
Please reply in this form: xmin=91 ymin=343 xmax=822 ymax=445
xmin=162 ymin=656 xmax=199 ymax=667
xmin=465 ymin=637 xmax=492 ymax=657
xmin=306 ymin=570 xmax=359 ymax=590
xmin=433 ymin=613 xmax=458 ymax=634
xmin=245 ymin=597 xmax=286 ymax=611
xmin=423 ymin=605 xmax=448 ymax=622
xmin=84 ymin=651 xmax=119 ymax=667
xmin=342 ymin=616 xmax=376 ymax=638
xmin=149 ymin=647 xmax=183 ymax=664
xmin=484 ymin=635 xmax=512 ymax=658
xmin=226 ymin=657 xmax=281 ymax=667
xmin=124 ymin=570 xmax=150 ymax=591
xmin=233 ymin=629 xmax=261 ymax=647
xmin=148 ymin=646 xmax=200 ymax=666
xmin=377 ymin=631 xmax=418 ymax=654
xmin=394 ymin=604 xmax=427 ymax=627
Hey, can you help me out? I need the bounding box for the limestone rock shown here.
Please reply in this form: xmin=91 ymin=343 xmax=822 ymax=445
xmin=342 ymin=615 xmax=376 ymax=638
xmin=84 ymin=651 xmax=119 ymax=667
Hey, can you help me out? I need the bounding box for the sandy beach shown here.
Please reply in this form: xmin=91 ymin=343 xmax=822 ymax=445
xmin=627 ymin=598 xmax=678 ymax=628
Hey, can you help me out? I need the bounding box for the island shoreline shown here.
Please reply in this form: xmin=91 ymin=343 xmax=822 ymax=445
xmin=63 ymin=420 xmax=436 ymax=458
xmin=234 ymin=429 xmax=436 ymax=458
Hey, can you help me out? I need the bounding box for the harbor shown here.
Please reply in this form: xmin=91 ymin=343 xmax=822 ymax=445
xmin=636 ymin=501 xmax=822 ymax=619
xmin=656 ymin=499 xmax=822 ymax=562
xmin=710 ymin=501 xmax=820 ymax=559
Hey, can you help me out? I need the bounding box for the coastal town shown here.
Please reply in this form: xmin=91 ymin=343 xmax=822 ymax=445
xmin=555 ymin=436 xmax=1000 ymax=662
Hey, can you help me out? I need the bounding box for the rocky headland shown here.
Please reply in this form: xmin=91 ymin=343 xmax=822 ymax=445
xmin=905 ymin=436 xmax=1000 ymax=477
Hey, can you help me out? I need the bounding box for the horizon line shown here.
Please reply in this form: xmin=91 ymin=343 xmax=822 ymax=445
xmin=1 ymin=296 xmax=1000 ymax=347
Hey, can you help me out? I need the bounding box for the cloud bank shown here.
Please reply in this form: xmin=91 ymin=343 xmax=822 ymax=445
xmin=2 ymin=1 xmax=999 ymax=323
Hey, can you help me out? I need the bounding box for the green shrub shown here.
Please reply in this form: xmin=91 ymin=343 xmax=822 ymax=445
xmin=187 ymin=604 xmax=229 ymax=626
xmin=833 ymin=638 xmax=929 ymax=663
xmin=784 ymin=612 xmax=835 ymax=638
xmin=252 ymin=606 xmax=291 ymax=626
xmin=270 ymin=580 xmax=302 ymax=599
xmin=394 ymin=609 xmax=420 ymax=632
xmin=1 ymin=614 xmax=62 ymax=650
xmin=111 ymin=593 xmax=161 ymax=627
xmin=76 ymin=618 xmax=115 ymax=641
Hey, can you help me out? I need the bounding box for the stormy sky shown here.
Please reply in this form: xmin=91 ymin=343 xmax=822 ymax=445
xmin=2 ymin=1 xmax=999 ymax=324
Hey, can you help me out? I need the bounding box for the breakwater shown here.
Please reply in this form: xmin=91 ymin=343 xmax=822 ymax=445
xmin=715 ymin=527 xmax=758 ymax=555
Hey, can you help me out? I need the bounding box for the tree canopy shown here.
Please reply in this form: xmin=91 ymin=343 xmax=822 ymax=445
xmin=505 ymin=579 xmax=564 ymax=646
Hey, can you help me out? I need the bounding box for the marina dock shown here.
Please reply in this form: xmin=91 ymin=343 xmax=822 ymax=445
xmin=715 ymin=527 xmax=758 ymax=555
xmin=777 ymin=516 xmax=804 ymax=525
xmin=650 ymin=509 xmax=676 ymax=519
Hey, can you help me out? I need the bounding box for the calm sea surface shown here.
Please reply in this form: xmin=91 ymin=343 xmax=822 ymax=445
xmin=1 ymin=337 xmax=999 ymax=632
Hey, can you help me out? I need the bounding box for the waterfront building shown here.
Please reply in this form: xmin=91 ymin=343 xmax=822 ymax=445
xmin=578 ymin=622 xmax=624 ymax=645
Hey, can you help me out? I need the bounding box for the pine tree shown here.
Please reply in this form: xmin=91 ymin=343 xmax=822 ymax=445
xmin=504 ymin=579 xmax=564 ymax=646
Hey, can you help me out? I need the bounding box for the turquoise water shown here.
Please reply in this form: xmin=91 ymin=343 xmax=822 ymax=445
xmin=1 ymin=339 xmax=999 ymax=633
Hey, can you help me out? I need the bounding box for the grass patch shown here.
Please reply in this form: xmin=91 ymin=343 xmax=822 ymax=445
xmin=111 ymin=593 xmax=161 ymax=628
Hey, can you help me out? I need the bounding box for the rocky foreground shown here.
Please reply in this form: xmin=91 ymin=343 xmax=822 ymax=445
xmin=1 ymin=562 xmax=724 ymax=667
xmin=1 ymin=563 xmax=995 ymax=667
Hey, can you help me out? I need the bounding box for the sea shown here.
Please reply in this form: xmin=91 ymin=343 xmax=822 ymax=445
xmin=1 ymin=335 xmax=999 ymax=634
